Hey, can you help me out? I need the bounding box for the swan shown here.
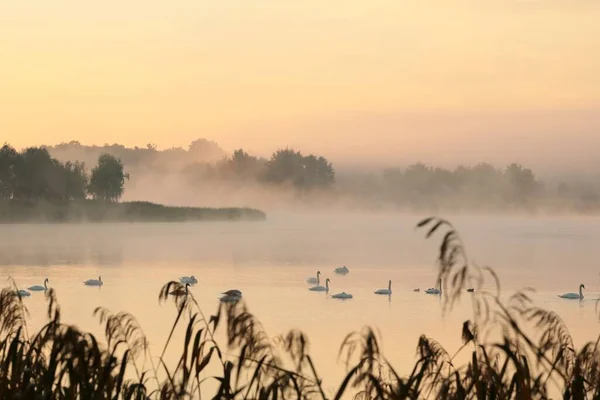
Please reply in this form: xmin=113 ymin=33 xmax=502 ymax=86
xmin=334 ymin=265 xmax=349 ymax=275
xmin=558 ymin=284 xmax=585 ymax=299
xmin=331 ymin=292 xmax=353 ymax=299
xmin=222 ymin=289 xmax=242 ymax=298
xmin=219 ymin=294 xmax=240 ymax=303
xmin=306 ymin=271 xmax=321 ymax=284
xmin=374 ymin=280 xmax=392 ymax=295
xmin=84 ymin=276 xmax=103 ymax=286
xmin=15 ymin=289 xmax=31 ymax=297
xmin=325 ymin=280 xmax=353 ymax=299
xmin=170 ymin=283 xmax=190 ymax=297
xmin=219 ymin=289 xmax=242 ymax=302
xmin=425 ymin=278 xmax=442 ymax=295
xmin=179 ymin=276 xmax=198 ymax=285
xmin=309 ymin=278 xmax=330 ymax=292
xmin=28 ymin=278 xmax=49 ymax=292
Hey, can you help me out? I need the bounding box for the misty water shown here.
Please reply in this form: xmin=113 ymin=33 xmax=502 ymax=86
xmin=1 ymin=213 xmax=599 ymax=396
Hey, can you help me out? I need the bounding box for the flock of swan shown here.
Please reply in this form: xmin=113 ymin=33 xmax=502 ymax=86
xmin=11 ymin=275 xmax=243 ymax=303
xmin=9 ymin=270 xmax=587 ymax=302
xmin=306 ymin=266 xmax=355 ymax=299
xmin=13 ymin=277 xmax=51 ymax=297
xmin=306 ymin=269 xmax=588 ymax=301
xmin=306 ymin=268 xmax=443 ymax=299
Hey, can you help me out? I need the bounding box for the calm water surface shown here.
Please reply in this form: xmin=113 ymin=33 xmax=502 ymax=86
xmin=0 ymin=212 xmax=599 ymax=396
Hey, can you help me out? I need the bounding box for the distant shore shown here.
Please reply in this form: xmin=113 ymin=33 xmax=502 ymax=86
xmin=0 ymin=200 xmax=266 ymax=223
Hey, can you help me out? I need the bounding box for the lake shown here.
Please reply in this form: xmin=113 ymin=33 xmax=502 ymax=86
xmin=0 ymin=212 xmax=598 ymax=397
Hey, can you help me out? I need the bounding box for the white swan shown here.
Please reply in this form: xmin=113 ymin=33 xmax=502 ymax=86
xmin=306 ymin=271 xmax=321 ymax=284
xmin=170 ymin=283 xmax=190 ymax=297
xmin=374 ymin=280 xmax=392 ymax=295
xmin=84 ymin=276 xmax=103 ymax=286
xmin=425 ymin=278 xmax=442 ymax=295
xmin=334 ymin=265 xmax=349 ymax=275
xmin=15 ymin=289 xmax=31 ymax=297
xmin=309 ymin=278 xmax=330 ymax=292
xmin=29 ymin=278 xmax=49 ymax=292
xmin=180 ymin=276 xmax=198 ymax=285
xmin=558 ymin=284 xmax=585 ymax=299
xmin=331 ymin=292 xmax=353 ymax=299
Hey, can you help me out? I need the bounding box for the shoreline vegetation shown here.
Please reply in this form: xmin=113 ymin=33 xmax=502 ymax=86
xmin=5 ymin=140 xmax=600 ymax=216
xmin=39 ymin=139 xmax=600 ymax=215
xmin=0 ymin=144 xmax=266 ymax=223
xmin=0 ymin=199 xmax=266 ymax=223
xmin=1 ymin=217 xmax=599 ymax=399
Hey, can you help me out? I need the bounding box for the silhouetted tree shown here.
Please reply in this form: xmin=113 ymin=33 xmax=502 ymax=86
xmin=505 ymin=163 xmax=539 ymax=203
xmin=12 ymin=147 xmax=62 ymax=200
xmin=263 ymin=149 xmax=335 ymax=189
xmin=0 ymin=144 xmax=20 ymax=199
xmin=402 ymin=163 xmax=433 ymax=195
xmin=188 ymin=138 xmax=227 ymax=162
xmin=62 ymin=161 xmax=88 ymax=200
xmin=263 ymin=149 xmax=304 ymax=186
xmin=221 ymin=149 xmax=266 ymax=181
xmin=88 ymin=154 xmax=129 ymax=202
xmin=0 ymin=145 xmax=90 ymax=201
xmin=301 ymin=155 xmax=335 ymax=188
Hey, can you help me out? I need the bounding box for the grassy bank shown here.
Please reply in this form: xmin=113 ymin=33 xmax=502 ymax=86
xmin=0 ymin=199 xmax=266 ymax=223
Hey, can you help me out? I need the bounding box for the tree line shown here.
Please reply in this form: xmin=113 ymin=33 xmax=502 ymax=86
xmin=0 ymin=144 xmax=128 ymax=202
xmin=6 ymin=139 xmax=600 ymax=212
xmin=46 ymin=140 xmax=336 ymax=191
xmin=184 ymin=148 xmax=336 ymax=190
xmin=352 ymin=162 xmax=597 ymax=211
xmin=379 ymin=162 xmax=544 ymax=208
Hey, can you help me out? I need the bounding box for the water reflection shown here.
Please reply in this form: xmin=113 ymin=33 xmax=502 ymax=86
xmin=0 ymin=242 xmax=123 ymax=267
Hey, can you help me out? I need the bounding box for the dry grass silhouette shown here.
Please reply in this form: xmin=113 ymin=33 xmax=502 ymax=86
xmin=1 ymin=217 xmax=599 ymax=399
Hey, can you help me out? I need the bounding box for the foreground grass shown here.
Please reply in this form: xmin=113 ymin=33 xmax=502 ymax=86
xmin=0 ymin=199 xmax=266 ymax=223
xmin=1 ymin=217 xmax=599 ymax=399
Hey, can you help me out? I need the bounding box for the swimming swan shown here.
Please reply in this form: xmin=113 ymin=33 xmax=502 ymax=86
xmin=84 ymin=276 xmax=103 ymax=286
xmin=309 ymin=278 xmax=330 ymax=292
xmin=374 ymin=280 xmax=392 ymax=295
xmin=425 ymin=278 xmax=442 ymax=295
xmin=334 ymin=266 xmax=349 ymax=275
xmin=170 ymin=283 xmax=190 ymax=296
xmin=331 ymin=292 xmax=353 ymax=299
xmin=222 ymin=289 xmax=242 ymax=297
xmin=306 ymin=271 xmax=321 ymax=284
xmin=180 ymin=276 xmax=198 ymax=284
xmin=15 ymin=289 xmax=31 ymax=297
xmin=29 ymin=278 xmax=49 ymax=292
xmin=219 ymin=294 xmax=240 ymax=303
xmin=218 ymin=289 xmax=242 ymax=302
xmin=558 ymin=284 xmax=585 ymax=299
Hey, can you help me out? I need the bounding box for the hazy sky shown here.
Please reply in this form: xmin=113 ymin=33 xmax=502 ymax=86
xmin=2 ymin=1 xmax=599 ymax=167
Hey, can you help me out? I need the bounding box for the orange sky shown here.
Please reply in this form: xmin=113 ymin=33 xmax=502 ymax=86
xmin=1 ymin=1 xmax=599 ymax=166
